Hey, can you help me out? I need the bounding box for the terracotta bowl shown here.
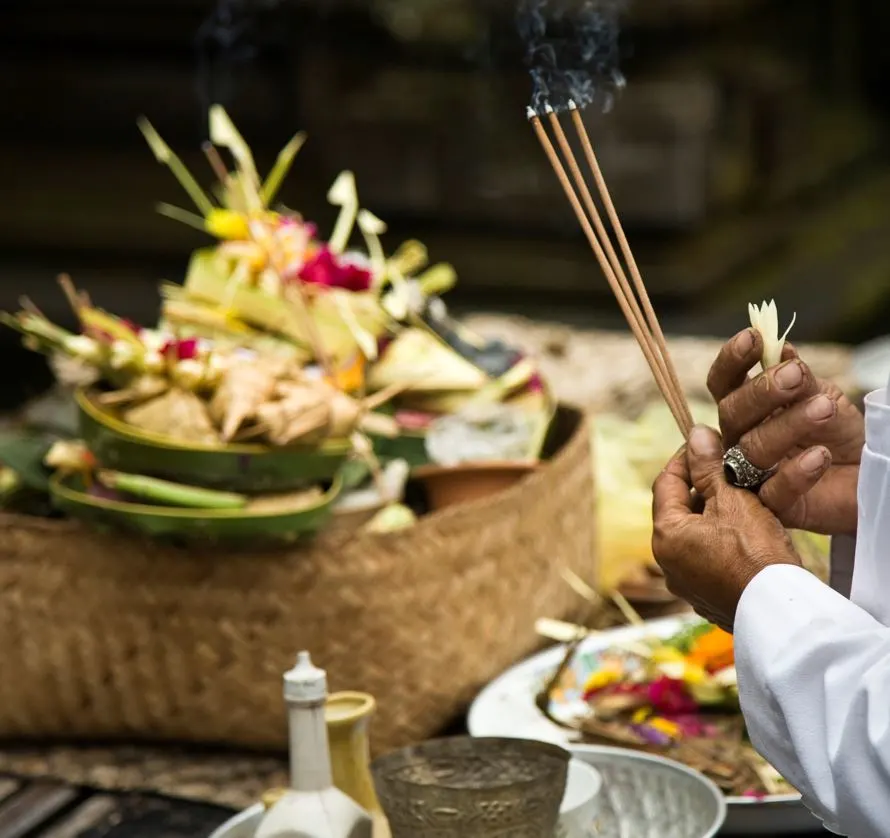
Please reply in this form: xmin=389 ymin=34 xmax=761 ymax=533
xmin=413 ymin=461 xmax=539 ymax=511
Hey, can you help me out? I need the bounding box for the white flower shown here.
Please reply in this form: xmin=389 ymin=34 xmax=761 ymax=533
xmin=748 ymin=300 xmax=796 ymax=371
xmin=143 ymin=350 xmax=166 ymax=374
xmin=109 ymin=340 xmax=138 ymax=370
xmin=140 ymin=330 xmax=171 ymax=353
xmin=44 ymin=440 xmax=92 ymax=472
xmin=172 ymin=359 xmax=206 ymax=390
xmin=63 ymin=334 xmax=102 ymax=363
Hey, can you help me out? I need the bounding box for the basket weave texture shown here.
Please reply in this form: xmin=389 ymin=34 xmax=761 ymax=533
xmin=0 ymin=406 xmax=594 ymax=754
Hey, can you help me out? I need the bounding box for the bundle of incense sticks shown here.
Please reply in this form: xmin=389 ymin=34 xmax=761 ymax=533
xmin=528 ymin=101 xmax=693 ymax=438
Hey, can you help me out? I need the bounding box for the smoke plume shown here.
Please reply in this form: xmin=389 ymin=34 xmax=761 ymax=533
xmin=517 ymin=0 xmax=626 ymax=114
xmin=196 ymin=0 xmax=283 ymax=129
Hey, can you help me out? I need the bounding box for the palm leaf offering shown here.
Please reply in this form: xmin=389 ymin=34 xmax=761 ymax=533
xmin=0 ymin=108 xmax=554 ymax=542
xmin=539 ymin=618 xmax=794 ymax=799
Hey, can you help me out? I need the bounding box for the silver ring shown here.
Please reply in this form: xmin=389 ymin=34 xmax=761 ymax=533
xmin=723 ymin=445 xmax=776 ymax=490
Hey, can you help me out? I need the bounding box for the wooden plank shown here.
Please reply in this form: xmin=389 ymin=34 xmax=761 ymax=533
xmin=0 ymin=783 xmax=79 ymax=838
xmin=33 ymin=795 xmax=119 ymax=838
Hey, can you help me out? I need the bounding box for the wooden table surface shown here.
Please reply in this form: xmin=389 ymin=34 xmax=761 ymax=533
xmin=0 ymin=773 xmax=828 ymax=838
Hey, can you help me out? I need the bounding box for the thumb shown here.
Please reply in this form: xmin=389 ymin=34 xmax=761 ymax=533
xmin=687 ymin=425 xmax=726 ymax=499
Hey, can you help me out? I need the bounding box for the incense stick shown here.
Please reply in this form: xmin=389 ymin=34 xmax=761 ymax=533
xmin=528 ymin=108 xmax=691 ymax=435
xmin=567 ymin=103 xmax=693 ymax=431
xmin=543 ymin=107 xmax=693 ymax=434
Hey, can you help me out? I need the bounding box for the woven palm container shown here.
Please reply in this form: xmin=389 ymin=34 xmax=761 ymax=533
xmin=0 ymin=406 xmax=594 ymax=754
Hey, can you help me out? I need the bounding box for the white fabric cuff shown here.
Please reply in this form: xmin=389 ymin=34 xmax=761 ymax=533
xmin=738 ymin=564 xmax=842 ymax=630
xmin=734 ymin=564 xmax=876 ymax=669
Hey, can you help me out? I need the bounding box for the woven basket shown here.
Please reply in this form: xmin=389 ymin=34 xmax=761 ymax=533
xmin=0 ymin=406 xmax=594 ymax=755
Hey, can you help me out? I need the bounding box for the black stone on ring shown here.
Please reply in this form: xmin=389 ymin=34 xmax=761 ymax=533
xmin=723 ymin=445 xmax=776 ymax=491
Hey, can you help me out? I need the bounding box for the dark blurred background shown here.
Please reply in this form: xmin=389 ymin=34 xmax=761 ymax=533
xmin=1 ymin=0 xmax=889 ymax=405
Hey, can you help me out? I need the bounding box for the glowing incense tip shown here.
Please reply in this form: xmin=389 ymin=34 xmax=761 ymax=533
xmin=526 ymin=106 xmax=538 ymax=121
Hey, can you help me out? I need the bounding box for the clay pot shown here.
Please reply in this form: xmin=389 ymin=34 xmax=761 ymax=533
xmin=413 ymin=461 xmax=538 ymax=511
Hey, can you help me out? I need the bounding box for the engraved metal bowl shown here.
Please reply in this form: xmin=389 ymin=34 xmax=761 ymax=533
xmin=569 ymin=744 xmax=726 ymax=838
xmin=372 ymin=736 xmax=570 ymax=837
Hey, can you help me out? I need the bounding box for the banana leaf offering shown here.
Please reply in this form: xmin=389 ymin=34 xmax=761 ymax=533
xmin=47 ymin=447 xmax=341 ymax=545
xmin=0 ymin=107 xmax=554 ymax=542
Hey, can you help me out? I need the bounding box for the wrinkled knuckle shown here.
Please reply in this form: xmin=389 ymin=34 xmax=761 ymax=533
xmin=717 ymin=399 xmax=740 ymax=441
xmin=651 ymin=521 xmax=674 ymax=553
xmin=706 ymin=363 xmax=724 ymax=399
xmin=753 ymin=369 xmax=773 ymax=393
xmin=737 ymin=425 xmax=761 ymax=460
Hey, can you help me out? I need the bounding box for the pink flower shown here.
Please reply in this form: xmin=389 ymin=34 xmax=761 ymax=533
xmin=647 ymin=677 xmax=698 ymax=716
xmin=395 ymin=410 xmax=436 ymax=430
xmin=298 ymin=247 xmax=372 ymax=293
xmin=670 ymin=714 xmax=715 ymax=738
xmin=161 ymin=338 xmax=200 ymax=360
xmin=278 ymin=216 xmax=318 ymax=239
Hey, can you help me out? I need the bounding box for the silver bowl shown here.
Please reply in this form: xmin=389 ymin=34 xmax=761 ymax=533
xmin=373 ymin=736 xmax=570 ymax=837
xmin=569 ymin=745 xmax=726 ymax=838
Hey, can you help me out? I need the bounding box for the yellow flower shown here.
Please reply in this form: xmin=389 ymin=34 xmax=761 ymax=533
xmin=582 ymin=666 xmax=622 ymax=694
xmin=680 ymin=662 xmax=710 ymax=686
xmin=205 ymin=209 xmax=251 ymax=241
xmin=647 ymin=717 xmax=681 ymax=738
xmin=631 ymin=708 xmax=651 ymax=725
xmin=651 ymin=647 xmax=686 ymax=665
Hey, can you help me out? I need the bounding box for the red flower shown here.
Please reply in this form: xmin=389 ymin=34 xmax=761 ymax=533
xmin=161 ymin=337 xmax=200 ymax=361
xmin=647 ymin=677 xmax=698 ymax=716
xmin=298 ymin=247 xmax=372 ymax=293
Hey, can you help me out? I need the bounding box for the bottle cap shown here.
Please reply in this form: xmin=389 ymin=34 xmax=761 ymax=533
xmin=283 ymin=651 xmax=328 ymax=703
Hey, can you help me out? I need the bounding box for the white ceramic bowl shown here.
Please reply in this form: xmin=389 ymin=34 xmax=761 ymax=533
xmin=558 ymin=758 xmax=603 ymax=837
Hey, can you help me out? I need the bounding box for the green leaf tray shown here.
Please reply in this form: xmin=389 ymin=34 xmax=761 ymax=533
xmin=49 ymin=472 xmax=341 ymax=545
xmin=76 ymin=389 xmax=351 ymax=493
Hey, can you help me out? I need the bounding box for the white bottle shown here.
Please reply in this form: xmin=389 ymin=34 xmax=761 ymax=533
xmin=255 ymin=652 xmax=374 ymax=838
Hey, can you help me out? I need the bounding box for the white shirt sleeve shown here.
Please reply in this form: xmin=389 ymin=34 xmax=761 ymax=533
xmin=733 ymin=387 xmax=890 ymax=837
xmin=734 ymin=561 xmax=890 ymax=837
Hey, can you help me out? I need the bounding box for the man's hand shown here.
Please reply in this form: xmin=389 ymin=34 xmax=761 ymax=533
xmin=652 ymin=426 xmax=801 ymax=633
xmin=707 ymin=329 xmax=863 ymax=535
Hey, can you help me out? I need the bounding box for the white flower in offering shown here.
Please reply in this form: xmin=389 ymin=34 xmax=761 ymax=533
xmin=748 ymin=300 xmax=796 ymax=371
xmin=143 ymin=349 xmax=166 ymax=374
xmin=44 ymin=439 xmax=93 ymax=472
xmin=140 ymin=329 xmax=170 ymax=353
xmin=173 ymin=359 xmax=206 ymax=391
xmin=63 ymin=334 xmax=102 ymax=363
xmin=109 ymin=339 xmax=138 ymax=370
xmin=258 ymin=267 xmax=282 ymax=297
xmin=204 ymin=353 xmax=230 ymax=387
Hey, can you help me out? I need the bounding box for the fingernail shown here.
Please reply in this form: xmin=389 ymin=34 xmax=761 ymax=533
xmin=688 ymin=425 xmax=721 ymax=456
xmin=775 ymin=360 xmax=803 ymax=390
xmin=806 ymin=395 xmax=836 ymax=421
xmin=800 ymin=448 xmax=828 ymax=475
xmin=734 ymin=329 xmax=754 ymax=355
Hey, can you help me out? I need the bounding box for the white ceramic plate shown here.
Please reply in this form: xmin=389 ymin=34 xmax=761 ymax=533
xmin=467 ymin=615 xmax=821 ymax=835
